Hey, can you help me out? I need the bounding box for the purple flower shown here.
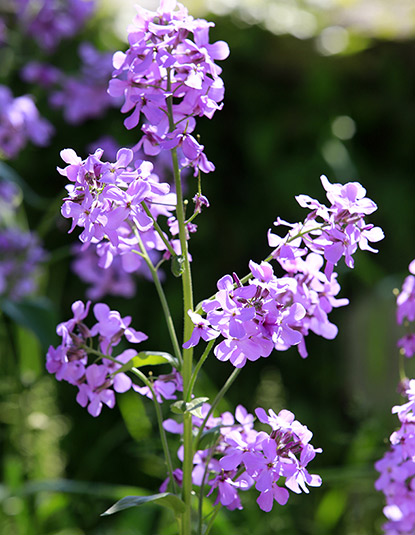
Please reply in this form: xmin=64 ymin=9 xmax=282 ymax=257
xmin=206 ymin=471 xmax=252 ymax=510
xmin=46 ymin=300 xmax=148 ymax=416
xmin=398 ymin=334 xmax=415 ymax=359
xmin=375 ymin=387 xmax=415 ymax=534
xmin=21 ymin=61 xmax=61 ymax=88
xmin=397 ymin=271 xmax=415 ymax=325
xmin=90 ymin=302 xmax=147 ymax=354
xmin=164 ymin=402 xmax=321 ymax=512
xmin=133 ymin=369 xmax=183 ymax=403
xmin=58 ymin=147 xmax=177 ymax=269
xmin=15 ymin=0 xmax=96 ymax=52
xmin=183 ymin=310 xmax=220 ymax=348
xmin=76 ymin=363 xmax=115 ymax=417
xmin=375 ymin=262 xmax=415 ymax=533
xmin=71 ymin=243 xmax=138 ymax=300
xmin=50 ymin=43 xmax=118 ymax=124
xmin=109 ymin=0 xmax=229 ymax=176
xmin=0 ymin=85 xmax=53 ymax=159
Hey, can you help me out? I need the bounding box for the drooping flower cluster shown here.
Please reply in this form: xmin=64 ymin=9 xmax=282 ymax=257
xmin=46 ymin=300 xmax=151 ymax=416
xmin=108 ymin=0 xmax=229 ymax=176
xmin=58 ymin=146 xmax=182 ymax=271
xmin=163 ymin=403 xmax=321 ymax=511
xmin=0 ymin=84 xmax=54 ymax=159
xmin=375 ymin=380 xmax=415 ymax=534
xmin=185 ymin=175 xmax=383 ymax=364
xmin=14 ymin=0 xmax=96 ymax=52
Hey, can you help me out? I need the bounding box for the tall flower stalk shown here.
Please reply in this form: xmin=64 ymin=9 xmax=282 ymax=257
xmin=45 ymin=1 xmax=384 ymax=534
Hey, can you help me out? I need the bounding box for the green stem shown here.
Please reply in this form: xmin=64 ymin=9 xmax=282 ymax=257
xmin=141 ymin=201 xmax=176 ymax=257
xmin=130 ymin=367 xmax=178 ymax=495
xmin=203 ymin=505 xmax=222 ymax=535
xmin=131 ymin=225 xmax=183 ymax=366
xmin=186 ymin=340 xmax=215 ymax=403
xmin=167 ymin=67 xmax=194 ymax=535
xmin=194 ymin=368 xmax=241 ymax=448
xmin=197 ymin=436 xmax=220 ymax=535
xmin=78 ymin=349 xmax=178 ymax=496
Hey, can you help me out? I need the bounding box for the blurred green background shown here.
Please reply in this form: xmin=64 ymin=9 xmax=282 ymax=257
xmin=1 ymin=0 xmax=414 ymax=534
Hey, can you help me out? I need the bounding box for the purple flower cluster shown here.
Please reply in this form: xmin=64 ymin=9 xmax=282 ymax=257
xmin=185 ymin=175 xmax=383 ymax=365
xmin=108 ymin=0 xmax=229 ymax=176
xmin=163 ymin=403 xmax=321 ymax=511
xmin=14 ymin=0 xmax=95 ymax=52
xmin=21 ymin=44 xmax=118 ymax=124
xmin=71 ymin=243 xmax=140 ymax=301
xmin=0 ymin=85 xmax=53 ymax=159
xmin=50 ymin=43 xmax=119 ymax=124
xmin=270 ymin=175 xmax=384 ymax=278
xmin=396 ymin=260 xmax=415 ymax=358
xmin=375 ymin=380 xmax=415 ymax=534
xmin=374 ymin=260 xmax=415 ymax=533
xmin=46 ymin=300 xmax=149 ymax=416
xmin=58 ymin=146 xmax=180 ymax=271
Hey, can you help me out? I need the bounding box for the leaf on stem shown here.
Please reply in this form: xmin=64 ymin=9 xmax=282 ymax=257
xmin=0 ymin=297 xmax=58 ymax=350
xmin=171 ymin=254 xmax=185 ymax=277
xmin=171 ymin=396 xmax=209 ymax=418
xmin=113 ymin=351 xmax=179 ymax=375
xmin=101 ymin=492 xmax=186 ymax=516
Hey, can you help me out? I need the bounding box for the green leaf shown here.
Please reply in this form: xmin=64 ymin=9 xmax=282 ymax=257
xmin=118 ymin=391 xmax=151 ymax=442
xmin=170 ymin=400 xmax=187 ymax=414
xmin=171 ymin=254 xmax=185 ymax=277
xmin=0 ymin=297 xmax=58 ymax=350
xmin=101 ymin=493 xmax=185 ymax=517
xmin=171 ymin=397 xmax=209 ymax=418
xmin=113 ymin=351 xmax=178 ymax=376
xmin=185 ymin=397 xmax=209 ymax=417
xmin=134 ymin=351 xmax=178 ymax=368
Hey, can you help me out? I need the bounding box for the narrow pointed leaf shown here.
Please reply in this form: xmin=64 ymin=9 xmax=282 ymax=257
xmin=101 ymin=492 xmax=185 ymax=516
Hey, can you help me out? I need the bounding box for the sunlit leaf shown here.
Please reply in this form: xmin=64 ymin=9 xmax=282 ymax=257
xmin=101 ymin=492 xmax=185 ymax=516
xmin=171 ymin=254 xmax=185 ymax=277
xmin=171 ymin=397 xmax=209 ymax=418
xmin=113 ymin=351 xmax=178 ymax=376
